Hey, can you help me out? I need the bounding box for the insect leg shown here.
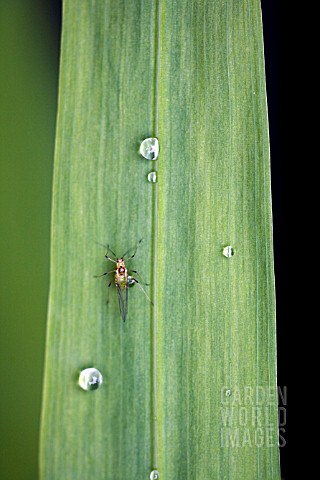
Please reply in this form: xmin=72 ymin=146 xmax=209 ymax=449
xmin=106 ymin=243 xmax=117 ymax=257
xmin=123 ymin=238 xmax=143 ymax=261
xmin=106 ymin=280 xmax=112 ymax=305
xmin=128 ymin=270 xmax=150 ymax=285
xmin=96 ymin=242 xmax=117 ymax=260
xmin=94 ymin=269 xmax=116 ymax=278
xmin=105 ymin=251 xmax=117 ymax=263
xmin=130 ymin=277 xmax=153 ymax=305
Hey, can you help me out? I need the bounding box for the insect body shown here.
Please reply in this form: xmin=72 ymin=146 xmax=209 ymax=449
xmin=116 ymin=257 xmax=128 ymax=288
xmin=95 ymin=240 xmax=152 ymax=322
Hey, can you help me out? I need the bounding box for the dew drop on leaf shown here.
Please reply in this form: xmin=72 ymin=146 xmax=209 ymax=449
xmin=147 ymin=171 xmax=157 ymax=183
xmin=223 ymin=246 xmax=234 ymax=258
xmin=140 ymin=137 xmax=159 ymax=160
xmin=150 ymin=470 xmax=160 ymax=480
xmin=79 ymin=368 xmax=103 ymax=391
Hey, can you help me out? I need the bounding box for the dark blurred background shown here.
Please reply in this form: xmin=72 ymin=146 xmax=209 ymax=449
xmin=0 ymin=1 xmax=286 ymax=478
xmin=0 ymin=1 xmax=62 ymax=478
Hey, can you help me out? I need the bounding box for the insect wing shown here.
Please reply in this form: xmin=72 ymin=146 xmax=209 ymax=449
xmin=116 ymin=284 xmax=128 ymax=322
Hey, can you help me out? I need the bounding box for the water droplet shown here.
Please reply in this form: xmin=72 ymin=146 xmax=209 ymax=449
xmin=79 ymin=368 xmax=103 ymax=391
xmin=140 ymin=137 xmax=159 ymax=160
xmin=226 ymin=389 xmax=232 ymax=397
xmin=127 ymin=276 xmax=135 ymax=288
xmin=150 ymin=470 xmax=160 ymax=480
xmin=223 ymin=246 xmax=234 ymax=258
xmin=147 ymin=171 xmax=157 ymax=183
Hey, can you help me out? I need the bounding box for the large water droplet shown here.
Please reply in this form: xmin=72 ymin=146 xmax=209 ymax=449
xmin=147 ymin=171 xmax=157 ymax=183
xmin=150 ymin=470 xmax=160 ymax=480
xmin=127 ymin=276 xmax=135 ymax=288
xmin=223 ymin=246 xmax=234 ymax=258
xmin=140 ymin=137 xmax=159 ymax=160
xmin=79 ymin=368 xmax=103 ymax=391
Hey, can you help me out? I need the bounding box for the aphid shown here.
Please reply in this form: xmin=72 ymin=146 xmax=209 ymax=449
xmin=95 ymin=239 xmax=152 ymax=322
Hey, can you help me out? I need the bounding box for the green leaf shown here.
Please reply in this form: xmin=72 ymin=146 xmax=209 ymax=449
xmin=40 ymin=1 xmax=280 ymax=479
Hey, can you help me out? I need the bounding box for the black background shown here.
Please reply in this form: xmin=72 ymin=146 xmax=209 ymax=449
xmin=261 ymin=1 xmax=288 ymax=477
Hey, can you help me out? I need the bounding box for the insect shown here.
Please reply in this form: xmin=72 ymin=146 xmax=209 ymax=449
xmin=95 ymin=239 xmax=152 ymax=322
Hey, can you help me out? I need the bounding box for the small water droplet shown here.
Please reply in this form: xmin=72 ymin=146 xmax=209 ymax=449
xmin=140 ymin=137 xmax=159 ymax=160
xmin=79 ymin=368 xmax=103 ymax=391
xmin=127 ymin=276 xmax=135 ymax=288
xmin=226 ymin=389 xmax=232 ymax=397
xmin=147 ymin=171 xmax=157 ymax=183
xmin=223 ymin=246 xmax=234 ymax=258
xmin=150 ymin=470 xmax=160 ymax=480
